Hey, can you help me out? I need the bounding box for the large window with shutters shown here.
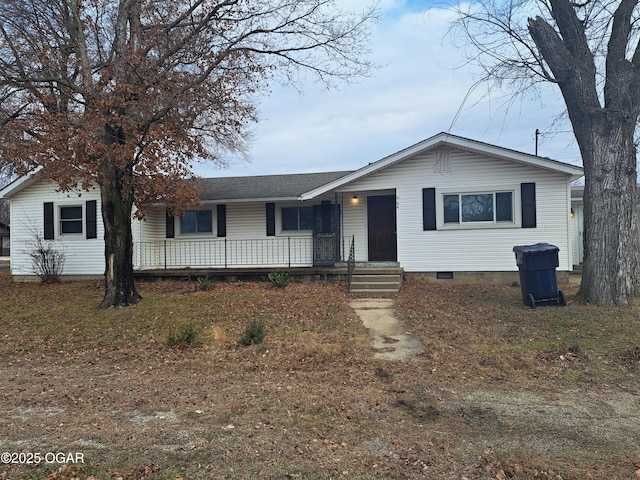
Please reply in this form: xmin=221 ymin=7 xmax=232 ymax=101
xmin=44 ymin=201 xmax=97 ymax=240
xmin=443 ymin=191 xmax=514 ymax=224
xmin=166 ymin=205 xmax=225 ymax=238
xmin=422 ymin=183 xmax=536 ymax=231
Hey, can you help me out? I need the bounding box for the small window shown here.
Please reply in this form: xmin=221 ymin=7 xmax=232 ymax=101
xmin=181 ymin=210 xmax=213 ymax=234
xmin=60 ymin=206 xmax=83 ymax=234
xmin=444 ymin=191 xmax=513 ymax=224
xmin=282 ymin=207 xmax=313 ymax=231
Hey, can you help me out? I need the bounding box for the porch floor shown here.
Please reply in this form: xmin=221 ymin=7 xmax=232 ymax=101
xmin=135 ymin=266 xmax=350 ymax=283
xmin=134 ymin=264 xmax=403 ymax=284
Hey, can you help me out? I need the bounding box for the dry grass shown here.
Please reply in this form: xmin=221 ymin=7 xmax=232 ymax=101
xmin=397 ymin=280 xmax=640 ymax=386
xmin=1 ymin=272 xmax=639 ymax=479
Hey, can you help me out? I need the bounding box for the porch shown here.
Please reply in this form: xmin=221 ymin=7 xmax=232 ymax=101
xmin=134 ymin=262 xmax=403 ymax=294
xmin=133 ymin=237 xmax=402 ymax=293
xmin=133 ymin=235 xmax=342 ymax=271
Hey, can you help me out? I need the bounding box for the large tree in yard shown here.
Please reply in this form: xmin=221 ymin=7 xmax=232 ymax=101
xmin=453 ymin=0 xmax=640 ymax=306
xmin=0 ymin=0 xmax=374 ymax=308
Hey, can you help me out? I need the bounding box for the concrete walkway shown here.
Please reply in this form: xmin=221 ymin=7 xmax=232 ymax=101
xmin=349 ymin=298 xmax=423 ymax=361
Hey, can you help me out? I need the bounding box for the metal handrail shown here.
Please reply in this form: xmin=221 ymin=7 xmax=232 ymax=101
xmin=346 ymin=235 xmax=355 ymax=291
xmin=133 ymin=237 xmax=314 ymax=270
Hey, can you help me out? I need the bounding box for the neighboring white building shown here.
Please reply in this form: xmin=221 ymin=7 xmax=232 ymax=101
xmin=570 ymin=185 xmax=640 ymax=267
xmin=0 ymin=132 xmax=584 ymax=281
xmin=571 ymin=186 xmax=585 ymax=267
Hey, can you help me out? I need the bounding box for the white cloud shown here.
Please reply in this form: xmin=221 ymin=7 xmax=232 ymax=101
xmin=196 ymin=1 xmax=580 ymax=178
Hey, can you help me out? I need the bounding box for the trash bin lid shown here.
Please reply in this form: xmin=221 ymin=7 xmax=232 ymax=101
xmin=513 ymin=243 xmax=559 ymax=255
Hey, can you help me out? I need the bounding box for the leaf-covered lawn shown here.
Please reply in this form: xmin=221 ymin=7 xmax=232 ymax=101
xmin=1 ymin=272 xmax=639 ymax=479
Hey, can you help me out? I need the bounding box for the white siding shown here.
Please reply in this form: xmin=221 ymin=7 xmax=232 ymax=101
xmin=340 ymin=190 xmax=394 ymax=263
xmin=339 ymin=147 xmax=574 ymax=272
xmin=138 ymin=207 xmax=165 ymax=243
xmin=341 ymin=193 xmax=368 ymax=262
xmin=570 ymin=203 xmax=584 ymax=265
xmin=10 ymin=180 xmax=104 ymax=277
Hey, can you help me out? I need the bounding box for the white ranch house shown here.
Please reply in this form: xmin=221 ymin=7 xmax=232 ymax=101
xmin=1 ymin=132 xmax=584 ymax=282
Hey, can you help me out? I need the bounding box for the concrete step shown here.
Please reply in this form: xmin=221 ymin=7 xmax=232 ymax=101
xmin=349 ymin=272 xmax=402 ymax=294
xmin=352 ymin=268 xmax=403 ymax=276
xmin=350 ymin=284 xmax=400 ymax=291
xmin=349 ymin=289 xmax=399 ymax=295
xmin=350 ymin=274 xmax=401 ymax=282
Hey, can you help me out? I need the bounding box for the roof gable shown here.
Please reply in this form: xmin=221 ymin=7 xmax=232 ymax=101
xmin=299 ymin=132 xmax=584 ymax=200
xmin=0 ymin=169 xmax=42 ymax=199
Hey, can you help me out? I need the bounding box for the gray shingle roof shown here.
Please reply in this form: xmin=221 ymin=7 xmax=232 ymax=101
xmin=571 ymin=185 xmax=584 ymax=199
xmin=196 ymin=171 xmax=353 ymax=201
xmin=572 ymin=185 xmax=640 ymax=204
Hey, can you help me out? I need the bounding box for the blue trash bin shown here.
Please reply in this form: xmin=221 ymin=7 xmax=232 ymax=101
xmin=513 ymin=243 xmax=566 ymax=308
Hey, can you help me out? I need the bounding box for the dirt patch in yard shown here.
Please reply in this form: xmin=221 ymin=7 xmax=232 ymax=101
xmin=0 ymin=273 xmax=639 ymax=479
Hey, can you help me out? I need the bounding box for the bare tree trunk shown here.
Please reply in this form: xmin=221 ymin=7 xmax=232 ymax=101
xmin=579 ymin=120 xmax=640 ymax=305
xmin=527 ymin=4 xmax=640 ymax=305
xmin=99 ymin=138 xmax=141 ymax=309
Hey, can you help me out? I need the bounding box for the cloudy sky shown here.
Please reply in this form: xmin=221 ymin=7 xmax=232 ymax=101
xmin=194 ymin=0 xmax=581 ymax=178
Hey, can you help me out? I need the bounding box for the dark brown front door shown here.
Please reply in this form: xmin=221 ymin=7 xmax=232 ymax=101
xmin=367 ymin=195 xmax=397 ymax=261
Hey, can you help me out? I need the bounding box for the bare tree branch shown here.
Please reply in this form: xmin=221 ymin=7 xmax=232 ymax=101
xmin=0 ymin=0 xmax=375 ymax=307
xmin=450 ymin=0 xmax=640 ymax=305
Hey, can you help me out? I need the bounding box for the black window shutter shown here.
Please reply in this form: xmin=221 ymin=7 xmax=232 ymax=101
xmin=86 ymin=200 xmax=97 ymax=239
xmin=166 ymin=210 xmax=175 ymax=238
xmin=44 ymin=202 xmax=54 ymax=240
xmin=217 ymin=204 xmax=227 ymax=237
xmin=521 ymin=183 xmax=537 ymax=228
xmin=422 ymin=188 xmax=437 ymax=231
xmin=266 ymin=203 xmax=275 ymax=236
